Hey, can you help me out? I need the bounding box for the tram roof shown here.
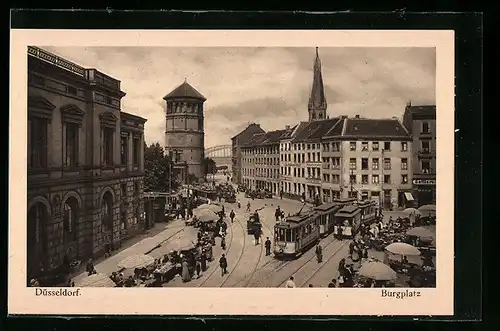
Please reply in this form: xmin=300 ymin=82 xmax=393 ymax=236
xmin=358 ymin=199 xmax=376 ymax=207
xmin=336 ymin=205 xmax=361 ymax=217
xmin=314 ymin=201 xmax=341 ymax=212
xmin=286 ymin=212 xmax=315 ymax=223
xmin=333 ymin=198 xmax=357 ymax=204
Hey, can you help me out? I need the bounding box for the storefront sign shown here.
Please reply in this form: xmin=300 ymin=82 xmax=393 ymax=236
xmin=413 ymin=179 xmax=436 ymax=185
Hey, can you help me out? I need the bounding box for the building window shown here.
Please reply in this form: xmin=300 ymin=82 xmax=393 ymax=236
xmin=349 ymin=158 xmax=357 ymax=170
xmin=65 ymin=123 xmax=79 ymax=167
xmin=332 ymin=142 xmax=340 ymax=152
xmin=401 ymin=142 xmax=408 ymax=152
xmin=384 ymin=142 xmax=391 ymax=151
xmin=361 ymin=158 xmax=369 ymax=170
xmin=401 ymin=174 xmax=408 ymax=184
xmin=350 ymin=174 xmax=357 ymax=184
xmin=121 ymin=183 xmax=127 ymax=199
xmin=372 ymin=158 xmax=379 ymax=170
xmin=422 ymin=122 xmax=430 ymax=133
xmin=362 ymin=175 xmax=369 ymax=184
xmin=421 ymin=141 xmax=430 ymax=152
xmin=307 ymin=144 xmax=311 ymax=150
xmin=103 ymin=128 xmax=114 ymax=166
xmin=401 ymin=158 xmax=408 ymax=170
xmin=362 ymin=142 xmax=368 ymax=151
xmin=384 ymin=175 xmax=391 ymax=184
xmin=332 ymin=174 xmax=340 ymax=183
xmin=63 ymin=198 xmax=78 ymax=242
xmin=421 ymin=160 xmax=431 ymax=174
xmin=198 ymin=117 xmax=203 ymax=131
xmin=133 ymin=138 xmax=140 ymax=165
xmin=383 ymin=158 xmax=391 ymax=170
xmin=372 ymin=174 xmax=379 ymax=184
xmin=332 ymin=157 xmax=340 ymax=169
xmin=350 ymin=142 xmax=356 ymax=151
xmin=28 ymin=117 xmax=48 ymax=168
xmin=121 ymin=135 xmax=128 ymax=165
xmin=372 ymin=142 xmax=379 ymax=151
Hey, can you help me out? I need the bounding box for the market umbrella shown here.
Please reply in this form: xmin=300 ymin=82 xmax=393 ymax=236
xmin=403 ymin=208 xmax=422 ymax=216
xmin=198 ymin=210 xmax=219 ymax=222
xmin=384 ymin=242 xmax=421 ymax=256
xmin=76 ymin=273 xmax=116 ymax=287
xmin=117 ymin=254 xmax=155 ymax=270
xmin=406 ymin=226 xmax=434 ymax=238
xmin=418 ymin=204 xmax=436 ymax=215
xmin=358 ymin=262 xmax=397 ymax=281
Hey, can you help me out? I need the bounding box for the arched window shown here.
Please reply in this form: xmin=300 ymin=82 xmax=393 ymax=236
xmin=63 ymin=197 xmax=78 ymax=242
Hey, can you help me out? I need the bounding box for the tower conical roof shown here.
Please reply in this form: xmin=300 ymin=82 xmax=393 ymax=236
xmin=308 ymin=47 xmax=327 ymax=109
xmin=163 ymin=80 xmax=206 ymax=101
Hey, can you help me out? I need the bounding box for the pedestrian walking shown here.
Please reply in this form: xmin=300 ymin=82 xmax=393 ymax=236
xmin=230 ymin=210 xmax=235 ymax=223
xmin=285 ymin=276 xmax=296 ymax=288
xmin=246 ymin=202 xmax=251 ymax=212
xmin=200 ymin=253 xmax=207 ymax=271
xmin=275 ymin=207 xmax=281 ymax=222
xmin=196 ymin=261 xmax=201 ymax=278
xmin=349 ymin=241 xmax=356 ymax=258
xmin=254 ymin=229 xmax=261 ymax=245
xmin=221 ymin=235 xmax=226 ymax=250
xmin=219 ymin=254 xmax=228 ymax=276
xmin=265 ymin=237 xmax=272 ymax=256
xmin=237 ymin=200 xmax=241 ymax=209
xmin=337 ymin=225 xmax=343 ymax=240
xmin=221 ymin=221 xmax=228 ymax=236
xmin=315 ymin=242 xmax=323 ymax=263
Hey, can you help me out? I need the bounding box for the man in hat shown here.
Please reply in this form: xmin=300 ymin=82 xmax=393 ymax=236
xmin=219 ymin=254 xmax=228 ymax=276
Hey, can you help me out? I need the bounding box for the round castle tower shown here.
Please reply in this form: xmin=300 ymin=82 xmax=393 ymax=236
xmin=164 ymin=80 xmax=206 ymax=181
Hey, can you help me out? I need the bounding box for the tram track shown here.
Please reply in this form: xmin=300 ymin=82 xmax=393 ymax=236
xmin=219 ymin=214 xmax=247 ymax=287
xmin=197 ymin=216 xmax=238 ymax=287
xmin=296 ymin=240 xmax=350 ymax=287
xmin=274 ymin=235 xmax=347 ymax=288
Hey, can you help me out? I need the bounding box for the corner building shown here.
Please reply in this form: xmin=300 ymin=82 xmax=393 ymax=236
xmin=164 ymin=80 xmax=206 ymax=182
xmin=402 ymin=102 xmax=437 ymax=207
xmin=27 ymin=47 xmax=147 ymax=281
xmin=231 ymin=123 xmax=266 ymax=185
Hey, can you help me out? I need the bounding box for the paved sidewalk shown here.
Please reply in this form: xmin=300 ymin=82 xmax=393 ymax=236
xmin=73 ymin=218 xmax=186 ymax=284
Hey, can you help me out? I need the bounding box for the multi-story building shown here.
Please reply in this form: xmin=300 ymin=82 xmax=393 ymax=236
xmin=336 ymin=116 xmax=413 ymax=209
xmin=279 ymin=124 xmax=300 ymax=199
xmin=241 ymin=129 xmax=285 ymax=195
xmin=402 ymin=102 xmax=437 ymax=206
xmin=164 ymin=80 xmax=207 ymax=182
xmin=27 ymin=47 xmax=147 ymax=281
xmin=286 ymin=119 xmax=343 ymax=202
xmin=231 ymin=123 xmax=265 ymax=185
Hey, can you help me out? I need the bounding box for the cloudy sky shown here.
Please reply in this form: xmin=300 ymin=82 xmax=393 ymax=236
xmin=46 ymin=46 xmax=435 ymax=147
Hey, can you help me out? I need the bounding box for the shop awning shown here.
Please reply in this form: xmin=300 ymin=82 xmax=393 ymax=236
xmin=404 ymin=192 xmax=415 ymax=201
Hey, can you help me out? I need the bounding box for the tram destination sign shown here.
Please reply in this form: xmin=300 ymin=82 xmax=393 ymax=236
xmin=413 ymin=179 xmax=436 ymax=185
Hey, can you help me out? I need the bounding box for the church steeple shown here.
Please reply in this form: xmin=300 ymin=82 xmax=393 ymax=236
xmin=308 ymin=47 xmax=328 ymax=122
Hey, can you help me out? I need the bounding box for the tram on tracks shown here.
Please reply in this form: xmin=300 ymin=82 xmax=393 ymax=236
xmin=191 ymin=186 xmax=218 ymax=205
xmin=333 ymin=205 xmax=362 ymax=238
xmin=273 ymin=208 xmax=320 ymax=259
xmin=358 ymin=199 xmax=378 ymax=226
xmin=314 ymin=197 xmax=357 ymax=237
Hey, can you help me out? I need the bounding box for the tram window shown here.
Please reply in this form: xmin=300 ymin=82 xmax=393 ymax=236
xmin=278 ymin=229 xmax=286 ymax=241
xmin=285 ymin=229 xmax=292 ymax=242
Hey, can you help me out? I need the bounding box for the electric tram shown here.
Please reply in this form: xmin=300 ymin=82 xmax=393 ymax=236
xmin=273 ymin=210 xmax=320 ymax=258
xmin=333 ymin=205 xmax=362 ymax=238
xmin=358 ymin=199 xmax=378 ymax=226
xmin=314 ymin=198 xmax=357 ymax=237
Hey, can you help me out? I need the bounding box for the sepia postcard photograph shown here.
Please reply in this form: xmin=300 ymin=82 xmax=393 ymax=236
xmin=9 ymin=29 xmax=454 ymax=316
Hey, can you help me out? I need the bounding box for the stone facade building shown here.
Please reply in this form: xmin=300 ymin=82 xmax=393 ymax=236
xmin=335 ymin=116 xmax=413 ymax=209
xmin=164 ymin=80 xmax=206 ymax=182
xmin=402 ymin=102 xmax=437 ymax=207
xmin=241 ymin=129 xmax=285 ymax=195
xmin=231 ymin=123 xmax=265 ymax=185
xmin=27 ymin=47 xmax=147 ymax=281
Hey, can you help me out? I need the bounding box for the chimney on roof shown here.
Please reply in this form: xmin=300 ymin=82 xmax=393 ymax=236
xmin=355 ymin=114 xmax=360 ymax=118
xmin=406 ymin=100 xmax=412 ymax=107
xmin=285 ymin=125 xmax=290 ymax=130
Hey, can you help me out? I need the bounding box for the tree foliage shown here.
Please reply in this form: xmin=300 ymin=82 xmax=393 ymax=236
xmin=144 ymin=142 xmax=179 ymax=192
xmin=202 ymin=157 xmax=217 ymax=179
